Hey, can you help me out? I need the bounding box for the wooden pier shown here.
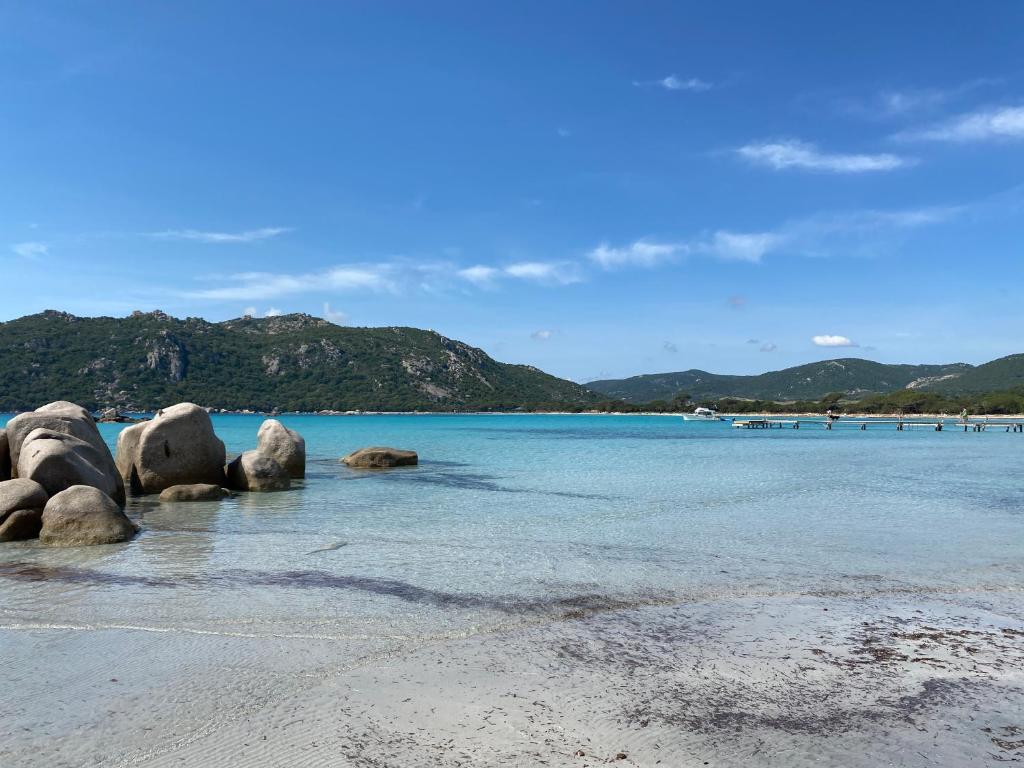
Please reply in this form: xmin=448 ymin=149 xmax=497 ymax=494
xmin=731 ymin=418 xmax=1024 ymax=432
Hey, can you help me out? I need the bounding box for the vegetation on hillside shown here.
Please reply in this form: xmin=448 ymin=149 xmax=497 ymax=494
xmin=0 ymin=311 xmax=598 ymax=412
xmin=587 ymin=355 xmax=1024 ymax=403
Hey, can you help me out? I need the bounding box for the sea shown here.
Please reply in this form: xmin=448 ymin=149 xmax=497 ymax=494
xmin=1 ymin=413 xmax=1022 ymax=765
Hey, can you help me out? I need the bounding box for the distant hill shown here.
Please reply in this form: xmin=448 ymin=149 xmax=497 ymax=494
xmin=585 ymin=356 xmax=1024 ymax=403
xmin=0 ymin=311 xmax=598 ymax=412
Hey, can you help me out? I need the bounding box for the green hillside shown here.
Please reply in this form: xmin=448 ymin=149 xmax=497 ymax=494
xmin=0 ymin=310 xmax=598 ymax=412
xmin=587 ymin=358 xmax=974 ymax=403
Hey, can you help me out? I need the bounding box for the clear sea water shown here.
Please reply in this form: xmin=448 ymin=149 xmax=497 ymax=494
xmin=2 ymin=413 xmax=1022 ymax=640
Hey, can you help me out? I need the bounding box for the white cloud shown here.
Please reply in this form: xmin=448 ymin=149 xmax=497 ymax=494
xmin=812 ymin=334 xmax=858 ymax=348
xmin=242 ymin=306 xmax=257 ymax=317
xmin=736 ymin=140 xmax=911 ymax=173
xmin=708 ymin=231 xmax=780 ymax=263
xmin=187 ymin=265 xmax=394 ymax=300
xmin=633 ymin=74 xmax=712 ymax=92
xmin=264 ymin=307 xmax=283 ymax=317
xmin=12 ymin=241 xmax=48 ymax=259
xmin=896 ymin=105 xmax=1024 ymax=142
xmin=504 ymin=261 xmax=582 ymax=285
xmin=457 ymin=265 xmax=500 ymax=285
xmin=760 ymin=342 xmax=778 ymax=352
xmin=151 ymin=227 xmax=289 ymax=243
xmin=588 ymin=240 xmax=685 ymax=269
xmin=322 ymin=302 xmax=348 ymax=324
xmin=531 ymin=329 xmax=554 ymax=340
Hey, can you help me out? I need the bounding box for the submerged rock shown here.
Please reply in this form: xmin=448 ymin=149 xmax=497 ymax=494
xmin=256 ymin=419 xmax=305 ymax=478
xmin=0 ymin=478 xmax=49 ymax=542
xmin=226 ymin=451 xmax=290 ymax=492
xmin=0 ymin=428 xmax=10 ymax=481
xmin=5 ymin=401 xmax=125 ymax=505
xmin=158 ymin=483 xmax=229 ymax=502
xmin=39 ymin=485 xmax=138 ymax=547
xmin=341 ymin=446 xmax=418 ymax=469
xmin=18 ymin=428 xmax=124 ymax=505
xmin=115 ymin=403 xmax=226 ymax=494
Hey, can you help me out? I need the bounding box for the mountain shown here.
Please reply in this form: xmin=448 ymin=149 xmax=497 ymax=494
xmin=0 ymin=311 xmax=598 ymax=412
xmin=586 ymin=358 xmax=994 ymax=403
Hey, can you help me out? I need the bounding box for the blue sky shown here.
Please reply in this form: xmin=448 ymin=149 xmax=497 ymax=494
xmin=2 ymin=2 xmax=1023 ymax=382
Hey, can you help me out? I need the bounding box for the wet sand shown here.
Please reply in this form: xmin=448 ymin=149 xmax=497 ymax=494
xmin=4 ymin=588 xmax=1022 ymax=767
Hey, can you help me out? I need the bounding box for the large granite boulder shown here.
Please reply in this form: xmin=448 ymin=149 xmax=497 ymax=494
xmin=341 ymin=447 xmax=418 ymax=469
xmin=158 ymin=483 xmax=229 ymax=502
xmin=115 ymin=403 xmax=225 ymax=494
xmin=5 ymin=402 xmax=124 ymax=505
xmin=0 ymin=478 xmax=49 ymax=542
xmin=39 ymin=485 xmax=138 ymax=547
xmin=18 ymin=428 xmax=125 ymax=505
xmin=0 ymin=428 xmax=10 ymax=481
xmin=225 ymin=451 xmax=290 ymax=492
xmin=256 ymin=419 xmax=305 ymax=478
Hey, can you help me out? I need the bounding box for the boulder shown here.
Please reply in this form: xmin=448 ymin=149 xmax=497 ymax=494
xmin=18 ymin=428 xmax=124 ymax=504
xmin=39 ymin=485 xmax=138 ymax=546
xmin=5 ymin=401 xmax=124 ymax=505
xmin=0 ymin=508 xmax=44 ymax=542
xmin=341 ymin=447 xmax=418 ymax=469
xmin=0 ymin=478 xmax=49 ymax=518
xmin=225 ymin=451 xmax=290 ymax=492
xmin=256 ymin=419 xmax=306 ymax=478
xmin=0 ymin=478 xmax=49 ymax=541
xmin=115 ymin=403 xmax=226 ymax=494
xmin=158 ymin=483 xmax=229 ymax=502
xmin=0 ymin=428 xmax=10 ymax=481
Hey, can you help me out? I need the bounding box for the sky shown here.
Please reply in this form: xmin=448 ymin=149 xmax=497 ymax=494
xmin=2 ymin=2 xmax=1023 ymax=383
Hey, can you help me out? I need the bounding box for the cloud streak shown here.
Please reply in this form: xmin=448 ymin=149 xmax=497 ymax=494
xmin=633 ymin=74 xmax=711 ymax=92
xmin=187 ymin=265 xmax=394 ymax=300
xmin=11 ymin=241 xmax=49 ymax=259
xmin=896 ymin=105 xmax=1024 ymax=142
xmin=152 ymin=227 xmax=290 ymax=243
xmin=736 ymin=140 xmax=912 ymax=173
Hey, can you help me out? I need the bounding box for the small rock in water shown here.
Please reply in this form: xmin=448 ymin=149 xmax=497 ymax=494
xmin=341 ymin=447 xmax=418 ymax=469
xmin=158 ymin=483 xmax=229 ymax=502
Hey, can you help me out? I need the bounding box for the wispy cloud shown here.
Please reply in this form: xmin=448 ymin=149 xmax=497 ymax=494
xmin=663 ymin=340 xmax=678 ymax=353
xmin=586 ymin=203 xmax=959 ymax=272
xmin=322 ymin=302 xmax=348 ymax=325
xmin=736 ymin=140 xmax=912 ymax=173
xmin=707 ymin=232 xmax=780 ymax=263
xmin=457 ymin=265 xmax=501 ymax=285
xmin=895 ymin=105 xmax=1024 ymax=142
xmin=11 ymin=241 xmax=49 ymax=259
xmin=187 ymin=265 xmax=394 ymax=300
xmin=264 ymin=307 xmax=283 ymax=317
xmin=531 ymin=329 xmax=554 ymax=341
xmin=633 ymin=74 xmax=712 ymax=92
xmin=760 ymin=342 xmax=778 ymax=352
xmin=456 ymin=261 xmax=582 ymax=287
xmin=589 ymin=240 xmax=686 ymax=269
xmin=812 ymin=334 xmax=858 ymax=348
xmin=151 ymin=227 xmax=290 ymax=243
xmin=504 ymin=261 xmax=583 ymax=285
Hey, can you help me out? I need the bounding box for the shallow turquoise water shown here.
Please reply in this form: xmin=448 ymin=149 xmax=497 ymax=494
xmin=1 ymin=413 xmax=1022 ymax=639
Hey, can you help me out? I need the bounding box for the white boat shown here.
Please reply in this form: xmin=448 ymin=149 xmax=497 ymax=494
xmin=682 ymin=407 xmax=725 ymax=421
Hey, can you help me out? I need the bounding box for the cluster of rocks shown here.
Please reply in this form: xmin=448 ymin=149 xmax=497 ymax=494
xmin=116 ymin=404 xmax=306 ymax=495
xmin=1 ymin=401 xmax=308 ymax=547
xmin=0 ymin=402 xmax=137 ymax=545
